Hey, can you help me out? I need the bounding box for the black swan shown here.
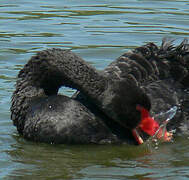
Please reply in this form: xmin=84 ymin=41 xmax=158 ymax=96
xmin=11 ymin=39 xmax=189 ymax=145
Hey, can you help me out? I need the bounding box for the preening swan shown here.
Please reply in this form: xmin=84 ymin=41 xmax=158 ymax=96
xmin=11 ymin=39 xmax=189 ymax=144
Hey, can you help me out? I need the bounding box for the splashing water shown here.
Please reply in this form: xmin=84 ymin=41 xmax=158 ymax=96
xmin=153 ymin=106 xmax=177 ymax=138
xmin=147 ymin=106 xmax=177 ymax=149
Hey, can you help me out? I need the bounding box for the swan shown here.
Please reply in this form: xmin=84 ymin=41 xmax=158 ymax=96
xmin=11 ymin=39 xmax=189 ymax=145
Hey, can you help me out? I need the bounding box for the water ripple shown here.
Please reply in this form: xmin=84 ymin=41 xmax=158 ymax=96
xmin=0 ymin=0 xmax=189 ymax=179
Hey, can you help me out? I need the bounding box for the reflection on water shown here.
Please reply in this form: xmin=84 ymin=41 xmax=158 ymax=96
xmin=4 ymin=136 xmax=159 ymax=179
xmin=0 ymin=0 xmax=189 ymax=179
xmin=5 ymin=136 xmax=189 ymax=179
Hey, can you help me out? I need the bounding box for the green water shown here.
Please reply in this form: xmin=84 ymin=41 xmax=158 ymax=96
xmin=0 ymin=0 xmax=189 ymax=179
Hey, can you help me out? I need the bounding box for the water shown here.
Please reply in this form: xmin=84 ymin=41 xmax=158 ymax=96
xmin=153 ymin=106 xmax=177 ymax=139
xmin=0 ymin=0 xmax=189 ymax=179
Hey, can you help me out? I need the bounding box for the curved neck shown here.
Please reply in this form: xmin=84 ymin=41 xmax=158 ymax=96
xmin=18 ymin=48 xmax=106 ymax=102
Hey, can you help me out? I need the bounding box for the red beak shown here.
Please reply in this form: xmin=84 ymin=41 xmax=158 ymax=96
xmin=133 ymin=105 xmax=172 ymax=145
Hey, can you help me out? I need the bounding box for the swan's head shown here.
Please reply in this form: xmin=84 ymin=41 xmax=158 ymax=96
xmin=102 ymin=79 xmax=172 ymax=144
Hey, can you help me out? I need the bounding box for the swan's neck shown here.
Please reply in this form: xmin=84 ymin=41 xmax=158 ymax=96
xmin=11 ymin=78 xmax=46 ymax=133
xmin=26 ymin=49 xmax=106 ymax=100
xmin=11 ymin=49 xmax=107 ymax=132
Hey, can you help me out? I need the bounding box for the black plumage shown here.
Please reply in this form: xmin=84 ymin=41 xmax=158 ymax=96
xmin=11 ymin=39 xmax=189 ymax=144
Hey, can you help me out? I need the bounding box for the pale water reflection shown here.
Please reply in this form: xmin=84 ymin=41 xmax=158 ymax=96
xmin=0 ymin=0 xmax=189 ymax=179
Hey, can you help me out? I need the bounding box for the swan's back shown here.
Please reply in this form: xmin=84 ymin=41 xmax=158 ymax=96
xmin=105 ymin=39 xmax=189 ymax=87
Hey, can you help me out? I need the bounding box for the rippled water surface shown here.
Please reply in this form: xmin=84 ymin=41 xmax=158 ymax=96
xmin=0 ymin=0 xmax=189 ymax=179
